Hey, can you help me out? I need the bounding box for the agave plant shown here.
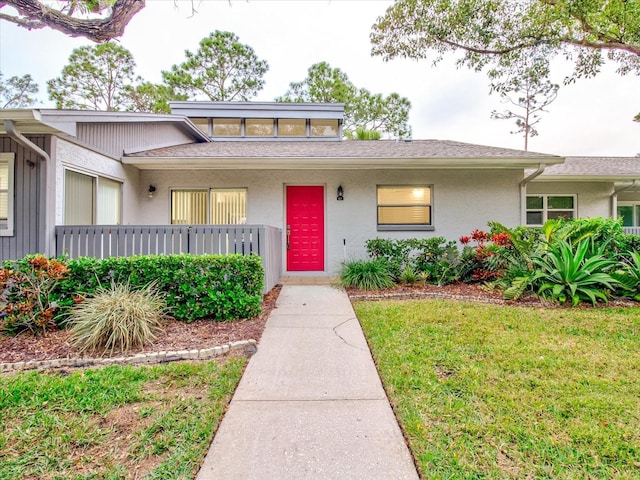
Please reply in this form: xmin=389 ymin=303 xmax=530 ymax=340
xmin=531 ymin=238 xmax=619 ymax=306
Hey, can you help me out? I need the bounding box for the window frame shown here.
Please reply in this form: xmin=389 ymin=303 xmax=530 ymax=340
xmin=526 ymin=194 xmax=577 ymax=226
xmin=170 ymin=187 xmax=248 ymax=225
xmin=617 ymin=201 xmax=640 ymax=227
xmin=376 ymin=184 xmax=434 ymax=232
xmin=0 ymin=153 xmax=15 ymax=237
xmin=63 ymin=168 xmax=122 ymax=225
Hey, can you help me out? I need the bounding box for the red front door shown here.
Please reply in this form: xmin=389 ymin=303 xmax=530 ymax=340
xmin=286 ymin=185 xmax=325 ymax=271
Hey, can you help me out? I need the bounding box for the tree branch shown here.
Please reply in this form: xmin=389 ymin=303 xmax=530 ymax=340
xmin=1 ymin=0 xmax=145 ymax=42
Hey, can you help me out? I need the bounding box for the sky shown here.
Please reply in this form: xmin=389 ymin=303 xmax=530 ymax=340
xmin=1 ymin=0 xmax=639 ymax=156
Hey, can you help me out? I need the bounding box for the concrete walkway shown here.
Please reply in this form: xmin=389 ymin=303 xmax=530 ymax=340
xmin=196 ymin=285 xmax=419 ymax=480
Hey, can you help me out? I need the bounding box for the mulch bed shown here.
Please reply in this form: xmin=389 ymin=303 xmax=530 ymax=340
xmin=0 ymin=285 xmax=281 ymax=364
xmin=2 ymin=282 xmax=638 ymax=365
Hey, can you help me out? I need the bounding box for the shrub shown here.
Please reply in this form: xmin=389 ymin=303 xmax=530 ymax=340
xmin=365 ymin=238 xmax=411 ymax=279
xmin=339 ymin=259 xmax=394 ymax=290
xmin=68 ymin=282 xmax=167 ymax=354
xmin=55 ymin=254 xmax=263 ymax=322
xmin=532 ymin=238 xmax=619 ymax=306
xmin=366 ymin=237 xmax=460 ymax=285
xmin=0 ymin=255 xmax=69 ymax=335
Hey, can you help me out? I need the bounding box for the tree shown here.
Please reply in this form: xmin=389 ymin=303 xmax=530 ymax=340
xmin=162 ymin=31 xmax=269 ymax=101
xmin=0 ymin=0 xmax=145 ymax=42
xmin=490 ymin=56 xmax=559 ymax=151
xmin=277 ymin=62 xmax=412 ymax=139
xmin=371 ymin=0 xmax=640 ymax=120
xmin=0 ymin=72 xmax=39 ymax=108
xmin=47 ymin=42 xmax=140 ymax=111
xmin=127 ymin=82 xmax=187 ymax=114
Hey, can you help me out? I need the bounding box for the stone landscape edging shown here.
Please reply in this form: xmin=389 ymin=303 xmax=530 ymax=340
xmin=0 ymin=339 xmax=258 ymax=374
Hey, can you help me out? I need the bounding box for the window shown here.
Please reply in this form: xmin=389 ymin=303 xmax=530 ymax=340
xmin=311 ymin=119 xmax=339 ymax=137
xmin=617 ymin=203 xmax=640 ymax=227
xmin=64 ymin=170 xmax=122 ymax=225
xmin=246 ymin=118 xmax=274 ymax=137
xmin=0 ymin=153 xmax=15 ymax=236
xmin=191 ymin=118 xmax=210 ymax=136
xmin=278 ymin=118 xmax=306 ymax=137
xmin=213 ymin=118 xmax=242 ymax=137
xmin=526 ymin=195 xmax=576 ymax=225
xmin=171 ymin=188 xmax=247 ymax=225
xmin=377 ymin=185 xmax=432 ymax=230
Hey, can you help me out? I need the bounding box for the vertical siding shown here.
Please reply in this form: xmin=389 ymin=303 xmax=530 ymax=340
xmin=0 ymin=135 xmax=47 ymax=261
xmin=77 ymin=123 xmax=194 ymax=157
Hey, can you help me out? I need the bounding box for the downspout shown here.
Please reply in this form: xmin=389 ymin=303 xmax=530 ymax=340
xmin=611 ymin=180 xmax=639 ymax=219
xmin=519 ymin=163 xmax=546 ymax=225
xmin=4 ymin=120 xmax=54 ymax=256
xmin=4 ymin=120 xmax=50 ymax=162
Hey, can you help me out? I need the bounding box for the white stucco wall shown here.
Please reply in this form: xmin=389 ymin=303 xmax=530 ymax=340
xmin=54 ymin=138 xmax=141 ymax=225
xmin=138 ymin=168 xmax=522 ymax=275
xmin=527 ymin=181 xmax=614 ymax=219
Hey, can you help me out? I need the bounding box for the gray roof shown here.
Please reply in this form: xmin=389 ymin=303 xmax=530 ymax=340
xmin=535 ymin=156 xmax=640 ymax=179
xmin=127 ymin=139 xmax=558 ymax=160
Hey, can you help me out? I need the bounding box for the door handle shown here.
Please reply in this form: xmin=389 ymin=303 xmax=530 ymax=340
xmin=286 ymin=225 xmax=291 ymax=250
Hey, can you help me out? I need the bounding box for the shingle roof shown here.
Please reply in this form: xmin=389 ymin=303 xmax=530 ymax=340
xmin=536 ymin=157 xmax=640 ymax=178
xmin=127 ymin=139 xmax=558 ymax=160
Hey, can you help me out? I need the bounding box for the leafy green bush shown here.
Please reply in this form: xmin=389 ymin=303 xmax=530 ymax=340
xmin=532 ymin=238 xmax=619 ymax=306
xmin=0 ymin=255 xmax=69 ymax=335
xmin=339 ymin=259 xmax=394 ymax=290
xmin=365 ymin=238 xmax=411 ymax=279
xmin=55 ymin=254 xmax=263 ymax=322
xmin=365 ymin=237 xmax=460 ymax=285
xmin=68 ymin=282 xmax=167 ymax=354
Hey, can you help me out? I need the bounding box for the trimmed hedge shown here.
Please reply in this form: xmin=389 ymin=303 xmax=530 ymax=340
xmin=55 ymin=254 xmax=264 ymax=322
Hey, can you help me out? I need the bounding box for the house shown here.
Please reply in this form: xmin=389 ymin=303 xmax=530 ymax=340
xmin=1 ymin=102 xmax=639 ymax=289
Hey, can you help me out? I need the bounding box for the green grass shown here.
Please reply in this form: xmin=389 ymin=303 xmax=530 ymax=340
xmin=355 ymin=300 xmax=640 ymax=479
xmin=0 ymin=358 xmax=246 ymax=479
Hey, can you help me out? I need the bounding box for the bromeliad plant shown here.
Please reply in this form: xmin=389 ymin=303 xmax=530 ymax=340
xmin=531 ymin=238 xmax=619 ymax=306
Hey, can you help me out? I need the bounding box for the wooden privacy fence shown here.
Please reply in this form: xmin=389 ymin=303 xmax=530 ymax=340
xmin=55 ymin=225 xmax=282 ymax=293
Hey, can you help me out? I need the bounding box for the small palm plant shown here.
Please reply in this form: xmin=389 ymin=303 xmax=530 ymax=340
xmin=68 ymin=282 xmax=167 ymax=354
xmin=532 ymin=238 xmax=619 ymax=306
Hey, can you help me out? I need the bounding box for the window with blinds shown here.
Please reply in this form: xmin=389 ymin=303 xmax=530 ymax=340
xmin=377 ymin=186 xmax=432 ymax=228
xmin=171 ymin=188 xmax=247 ymax=225
xmin=0 ymin=154 xmax=14 ymax=235
xmin=171 ymin=190 xmax=208 ymax=224
xmin=210 ymin=189 xmax=247 ymax=224
xmin=64 ymin=170 xmax=122 ymax=225
xmin=65 ymin=170 xmax=94 ymax=225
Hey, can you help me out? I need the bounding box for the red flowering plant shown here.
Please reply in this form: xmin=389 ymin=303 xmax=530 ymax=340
xmin=458 ymin=228 xmax=513 ymax=282
xmin=0 ymin=255 xmax=69 ymax=335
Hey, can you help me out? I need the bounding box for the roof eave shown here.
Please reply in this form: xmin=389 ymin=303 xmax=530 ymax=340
xmin=122 ymin=156 xmax=564 ymax=170
xmin=534 ymin=174 xmax=640 ymax=182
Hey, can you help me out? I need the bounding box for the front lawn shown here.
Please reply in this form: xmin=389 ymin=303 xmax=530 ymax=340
xmin=0 ymin=358 xmax=245 ymax=479
xmin=356 ymin=300 xmax=640 ymax=479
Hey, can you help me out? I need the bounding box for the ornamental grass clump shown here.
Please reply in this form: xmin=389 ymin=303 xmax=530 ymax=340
xmin=68 ymin=282 xmax=167 ymax=354
xmin=339 ymin=258 xmax=395 ymax=290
